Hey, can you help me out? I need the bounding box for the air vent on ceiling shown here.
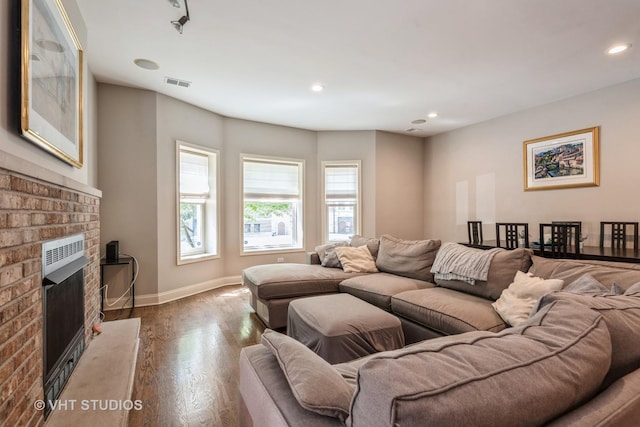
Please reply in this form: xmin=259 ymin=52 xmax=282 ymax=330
xmin=164 ymin=76 xmax=191 ymax=88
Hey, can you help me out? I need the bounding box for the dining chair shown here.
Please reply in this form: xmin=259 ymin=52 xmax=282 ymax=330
xmin=599 ymin=221 xmax=639 ymax=250
xmin=552 ymin=221 xmax=582 ymax=244
xmin=467 ymin=221 xmax=483 ymax=244
xmin=496 ymin=223 xmax=529 ymax=249
xmin=539 ymin=223 xmax=581 ymax=258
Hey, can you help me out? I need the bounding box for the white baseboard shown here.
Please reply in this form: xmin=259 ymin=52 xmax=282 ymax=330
xmin=103 ymin=275 xmax=242 ymax=310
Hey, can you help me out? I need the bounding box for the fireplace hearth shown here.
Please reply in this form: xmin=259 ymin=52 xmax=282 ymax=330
xmin=42 ymin=234 xmax=89 ymax=419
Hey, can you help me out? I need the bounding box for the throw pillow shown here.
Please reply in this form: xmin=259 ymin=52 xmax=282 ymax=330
xmin=492 ymin=271 xmax=563 ymax=326
xmin=334 ymin=245 xmax=379 ymax=273
xmin=563 ymin=273 xmax=609 ymax=294
xmin=260 ymin=329 xmax=354 ymax=421
xmin=315 ymin=242 xmax=347 ymax=267
xmin=625 ymin=282 xmax=640 ymax=295
xmin=350 ymin=235 xmax=380 ymax=259
xmin=375 ymin=235 xmax=441 ymax=282
xmin=315 ymin=242 xmax=348 ymax=269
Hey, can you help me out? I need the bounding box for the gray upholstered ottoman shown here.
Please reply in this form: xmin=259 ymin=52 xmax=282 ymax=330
xmin=287 ymin=293 xmax=405 ymax=363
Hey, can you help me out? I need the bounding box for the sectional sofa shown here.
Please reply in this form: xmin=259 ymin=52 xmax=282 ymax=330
xmin=239 ymin=235 xmax=640 ymax=426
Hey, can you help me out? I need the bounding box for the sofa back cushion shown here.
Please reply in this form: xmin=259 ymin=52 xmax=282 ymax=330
xmin=435 ymin=248 xmax=533 ymax=300
xmin=529 ymin=255 xmax=640 ymax=291
xmin=347 ymin=300 xmax=611 ymax=427
xmin=535 ymin=291 xmax=640 ymax=388
xmin=350 ymin=235 xmax=380 ymax=259
xmin=375 ymin=235 xmax=441 ymax=282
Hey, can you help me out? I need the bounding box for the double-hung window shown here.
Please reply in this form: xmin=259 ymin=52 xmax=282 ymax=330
xmin=177 ymin=142 xmax=219 ymax=263
xmin=242 ymin=155 xmax=304 ymax=253
xmin=322 ymin=161 xmax=361 ymax=242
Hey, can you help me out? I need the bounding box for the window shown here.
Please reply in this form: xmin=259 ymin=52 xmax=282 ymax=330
xmin=322 ymin=161 xmax=361 ymax=243
xmin=242 ymin=155 xmax=304 ymax=253
xmin=177 ymin=142 xmax=219 ymax=263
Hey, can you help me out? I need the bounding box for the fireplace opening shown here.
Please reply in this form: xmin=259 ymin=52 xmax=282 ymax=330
xmin=41 ymin=234 xmax=89 ymax=418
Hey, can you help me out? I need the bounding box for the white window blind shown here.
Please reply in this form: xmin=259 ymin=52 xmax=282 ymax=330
xmin=243 ymin=160 xmax=300 ymax=199
xmin=180 ymin=150 xmax=210 ymax=196
xmin=325 ymin=165 xmax=358 ymax=200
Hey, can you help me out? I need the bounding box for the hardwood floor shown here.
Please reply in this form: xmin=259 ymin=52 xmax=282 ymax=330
xmin=104 ymin=285 xmax=265 ymax=427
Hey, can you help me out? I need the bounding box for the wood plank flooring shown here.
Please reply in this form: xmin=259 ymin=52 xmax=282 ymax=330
xmin=104 ymin=285 xmax=265 ymax=427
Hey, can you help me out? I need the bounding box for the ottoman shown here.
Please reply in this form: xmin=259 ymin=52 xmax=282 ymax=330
xmin=287 ymin=293 xmax=405 ymax=363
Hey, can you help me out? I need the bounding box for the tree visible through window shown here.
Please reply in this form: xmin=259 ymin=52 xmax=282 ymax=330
xmin=177 ymin=142 xmax=218 ymax=262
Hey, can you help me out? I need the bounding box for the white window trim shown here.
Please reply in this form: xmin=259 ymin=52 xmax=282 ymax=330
xmin=321 ymin=160 xmax=362 ymax=243
xmin=240 ymin=153 xmax=305 ymax=256
xmin=176 ymin=140 xmax=220 ymax=265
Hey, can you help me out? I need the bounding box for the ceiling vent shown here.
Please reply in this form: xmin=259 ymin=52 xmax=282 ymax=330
xmin=164 ymin=77 xmax=191 ymax=88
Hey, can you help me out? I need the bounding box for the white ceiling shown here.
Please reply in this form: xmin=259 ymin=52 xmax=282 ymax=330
xmin=76 ymin=0 xmax=640 ymax=137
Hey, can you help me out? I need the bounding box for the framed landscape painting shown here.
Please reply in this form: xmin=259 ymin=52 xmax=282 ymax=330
xmin=21 ymin=0 xmax=84 ymax=167
xmin=523 ymin=127 xmax=599 ymax=191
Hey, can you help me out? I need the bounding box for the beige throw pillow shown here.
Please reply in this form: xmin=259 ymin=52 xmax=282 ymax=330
xmin=335 ymin=245 xmax=379 ymax=273
xmin=492 ymin=271 xmax=563 ymax=326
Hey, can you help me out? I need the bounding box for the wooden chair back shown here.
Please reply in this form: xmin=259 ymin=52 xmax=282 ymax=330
xmin=467 ymin=221 xmax=483 ymax=244
xmin=539 ymin=223 xmax=581 ymax=258
xmin=496 ymin=223 xmax=529 ymax=249
xmin=600 ymin=222 xmax=639 ymax=250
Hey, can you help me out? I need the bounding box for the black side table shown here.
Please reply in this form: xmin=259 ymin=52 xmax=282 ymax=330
xmin=100 ymin=256 xmax=135 ymax=312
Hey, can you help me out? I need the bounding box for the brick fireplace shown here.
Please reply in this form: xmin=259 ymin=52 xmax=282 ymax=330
xmin=0 ymin=168 xmax=100 ymax=426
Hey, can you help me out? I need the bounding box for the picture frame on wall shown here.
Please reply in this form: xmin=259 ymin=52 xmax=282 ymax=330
xmin=523 ymin=127 xmax=599 ymax=191
xmin=20 ymin=0 xmax=84 ymax=168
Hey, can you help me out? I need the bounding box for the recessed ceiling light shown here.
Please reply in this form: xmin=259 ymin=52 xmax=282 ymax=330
xmin=427 ymin=112 xmax=438 ymax=118
xmin=607 ymin=43 xmax=631 ymax=55
xmin=411 ymin=119 xmax=427 ymax=125
xmin=311 ymin=83 xmax=324 ymax=92
xmin=134 ymin=58 xmax=159 ymax=70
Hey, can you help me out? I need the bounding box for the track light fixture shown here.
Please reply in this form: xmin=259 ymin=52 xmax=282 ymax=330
xmin=170 ymin=0 xmax=190 ymax=34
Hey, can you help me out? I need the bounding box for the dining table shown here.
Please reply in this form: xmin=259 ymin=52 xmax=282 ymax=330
xmin=463 ymin=240 xmax=640 ymax=264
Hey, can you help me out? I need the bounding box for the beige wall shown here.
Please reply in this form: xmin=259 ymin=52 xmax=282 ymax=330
xmin=424 ymin=77 xmax=640 ymax=246
xmin=317 ymin=131 xmax=377 ymax=240
xmin=0 ymin=0 xmax=98 ymax=188
xmin=222 ymin=118 xmax=318 ymax=275
xmin=98 ymin=85 xmax=158 ymax=297
xmin=375 ymin=131 xmax=424 ymax=239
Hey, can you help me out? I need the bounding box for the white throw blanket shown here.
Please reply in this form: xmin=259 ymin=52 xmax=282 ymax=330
xmin=430 ymin=242 xmax=504 ymax=285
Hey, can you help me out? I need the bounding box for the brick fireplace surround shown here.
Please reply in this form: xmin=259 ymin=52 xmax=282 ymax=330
xmin=0 ymin=166 xmax=101 ymax=426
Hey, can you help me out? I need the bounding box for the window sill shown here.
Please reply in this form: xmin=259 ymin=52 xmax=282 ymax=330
xmin=178 ymin=252 xmax=220 ymax=265
xmin=240 ymin=248 xmax=305 ymax=257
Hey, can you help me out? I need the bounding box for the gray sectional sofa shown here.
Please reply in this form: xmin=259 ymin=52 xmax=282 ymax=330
xmin=240 ymin=235 xmax=640 ymax=426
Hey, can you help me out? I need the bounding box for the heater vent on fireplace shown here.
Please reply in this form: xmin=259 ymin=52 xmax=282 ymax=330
xmin=42 ymin=234 xmax=85 ymax=277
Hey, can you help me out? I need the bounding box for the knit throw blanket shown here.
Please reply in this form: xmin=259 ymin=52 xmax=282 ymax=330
xmin=431 ymin=242 xmax=504 ymax=285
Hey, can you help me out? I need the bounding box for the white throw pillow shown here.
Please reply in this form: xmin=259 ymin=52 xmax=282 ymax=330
xmin=492 ymin=271 xmax=563 ymax=326
xmin=335 ymin=245 xmax=379 ymax=273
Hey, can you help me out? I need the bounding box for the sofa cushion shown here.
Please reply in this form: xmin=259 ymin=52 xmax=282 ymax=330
xmin=339 ymin=273 xmax=434 ymax=311
xmin=350 ymin=235 xmax=380 ymax=259
xmin=435 ymin=247 xmax=533 ymax=300
xmin=535 ymin=291 xmax=640 ymax=388
xmin=375 ymin=235 xmax=441 ymax=282
xmin=243 ymin=263 xmax=361 ymax=300
xmin=260 ymin=329 xmax=354 ymax=421
xmin=348 ymin=300 xmax=612 ymax=427
xmin=529 ymin=255 xmax=640 ymax=291
xmin=335 ymin=245 xmax=379 ymax=273
xmin=492 ymin=271 xmax=564 ymax=326
xmin=391 ymin=287 xmax=507 ymax=335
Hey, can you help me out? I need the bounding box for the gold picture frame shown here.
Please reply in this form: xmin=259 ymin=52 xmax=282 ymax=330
xmin=523 ymin=127 xmax=599 ymax=191
xmin=21 ymin=0 xmax=84 ymax=167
